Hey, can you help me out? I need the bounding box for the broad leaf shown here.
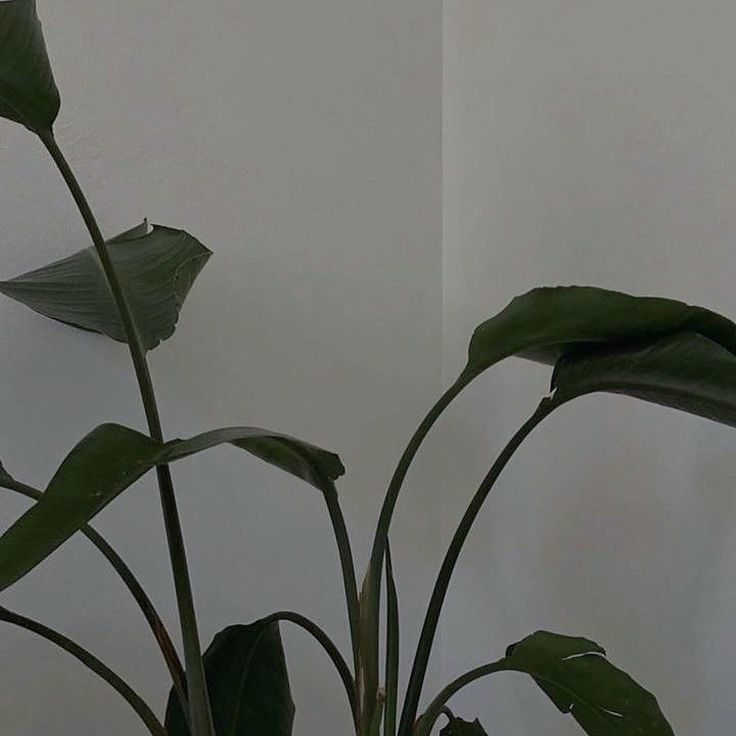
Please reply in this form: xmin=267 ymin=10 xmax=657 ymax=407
xmin=463 ymin=286 xmax=736 ymax=380
xmin=503 ymin=631 xmax=673 ymax=735
xmin=417 ymin=631 xmax=672 ymax=736
xmin=440 ymin=716 xmax=489 ymax=735
xmin=165 ymin=620 xmax=295 ymax=736
xmin=0 ymin=222 xmax=211 ymax=351
xmin=0 ymin=423 xmax=344 ymax=592
xmin=0 ymin=0 xmax=60 ymax=133
xmin=553 ymin=332 xmax=736 ymax=428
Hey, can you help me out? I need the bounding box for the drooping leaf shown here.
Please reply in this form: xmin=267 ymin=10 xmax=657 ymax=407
xmin=0 ymin=222 xmax=211 ymax=351
xmin=165 ymin=620 xmax=295 ymax=736
xmin=501 ymin=631 xmax=674 ymax=735
xmin=0 ymin=0 xmax=60 ymax=133
xmin=463 ymin=286 xmax=736 ymax=381
xmin=552 ymin=332 xmax=736 ymax=428
xmin=440 ymin=716 xmax=488 ymax=736
xmin=0 ymin=423 xmax=344 ymax=592
xmin=417 ymin=631 xmax=673 ymax=736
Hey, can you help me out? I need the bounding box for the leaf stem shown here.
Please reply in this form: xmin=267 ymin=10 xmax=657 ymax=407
xmin=414 ymin=662 xmax=504 ymax=736
xmin=0 ymin=604 xmax=167 ymax=736
xmin=39 ymin=130 xmax=215 ymax=736
xmin=262 ymin=610 xmax=359 ymax=728
xmin=323 ymin=481 xmax=361 ymax=677
xmin=398 ymin=397 xmax=558 ymax=734
xmin=361 ymin=378 xmax=466 ymax=727
xmin=0 ymin=476 xmax=187 ymax=711
xmin=384 ymin=543 xmax=399 ymax=736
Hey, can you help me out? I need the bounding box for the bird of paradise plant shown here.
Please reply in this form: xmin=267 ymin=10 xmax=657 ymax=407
xmin=2 ymin=2 xmax=735 ymax=735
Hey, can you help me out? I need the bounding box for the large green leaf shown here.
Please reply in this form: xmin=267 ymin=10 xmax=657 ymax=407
xmin=503 ymin=631 xmax=673 ymax=735
xmin=552 ymin=332 xmax=736 ymax=428
xmin=418 ymin=631 xmax=673 ymax=736
xmin=440 ymin=716 xmax=489 ymax=736
xmin=165 ymin=620 xmax=295 ymax=736
xmin=463 ymin=286 xmax=736 ymax=381
xmin=0 ymin=222 xmax=211 ymax=351
xmin=0 ymin=423 xmax=344 ymax=592
xmin=0 ymin=0 xmax=60 ymax=133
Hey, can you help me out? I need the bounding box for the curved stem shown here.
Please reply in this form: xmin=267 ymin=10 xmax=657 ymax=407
xmin=362 ymin=378 xmax=467 ymax=726
xmin=0 ymin=477 xmax=187 ymax=711
xmin=261 ymin=610 xmax=358 ymax=728
xmin=323 ymin=481 xmax=361 ymax=677
xmin=415 ymin=661 xmax=505 ymax=736
xmin=398 ymin=396 xmax=558 ymax=735
xmin=0 ymin=605 xmax=167 ymax=736
xmin=39 ymin=130 xmax=214 ymax=736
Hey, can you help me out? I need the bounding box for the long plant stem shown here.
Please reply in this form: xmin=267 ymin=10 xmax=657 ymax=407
xmin=262 ymin=610 xmax=359 ymax=728
xmin=398 ymin=397 xmax=558 ymax=734
xmin=384 ymin=543 xmax=399 ymax=736
xmin=0 ymin=477 xmax=187 ymax=710
xmin=0 ymin=605 xmax=167 ymax=736
xmin=361 ymin=379 xmax=467 ymax=727
xmin=323 ymin=481 xmax=361 ymax=677
xmin=39 ymin=130 xmax=215 ymax=736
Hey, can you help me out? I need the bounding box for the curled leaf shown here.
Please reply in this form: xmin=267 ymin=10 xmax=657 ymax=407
xmin=0 ymin=222 xmax=212 ymax=351
xmin=0 ymin=0 xmax=60 ymax=133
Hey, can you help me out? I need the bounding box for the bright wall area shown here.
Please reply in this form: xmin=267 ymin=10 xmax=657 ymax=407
xmin=443 ymin=2 xmax=736 ymax=733
xmin=0 ymin=2 xmax=442 ymax=734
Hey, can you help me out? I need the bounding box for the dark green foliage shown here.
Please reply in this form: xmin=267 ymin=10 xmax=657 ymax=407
xmin=165 ymin=621 xmax=295 ymax=736
xmin=0 ymin=0 xmax=60 ymax=132
xmin=0 ymin=222 xmax=211 ymax=351
xmin=503 ymin=631 xmax=674 ymax=735
xmin=0 ymin=423 xmax=344 ymax=592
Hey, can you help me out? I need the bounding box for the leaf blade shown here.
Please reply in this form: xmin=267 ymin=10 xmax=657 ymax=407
xmin=0 ymin=423 xmax=343 ymax=592
xmin=0 ymin=0 xmax=60 ymax=132
xmin=165 ymin=620 xmax=295 ymax=736
xmin=0 ymin=222 xmax=212 ymax=351
xmin=552 ymin=332 xmax=736 ymax=428
xmin=464 ymin=286 xmax=736 ymax=379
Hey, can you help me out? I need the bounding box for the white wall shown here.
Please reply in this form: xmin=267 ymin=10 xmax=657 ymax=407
xmin=444 ymin=2 xmax=736 ymax=734
xmin=0 ymin=2 xmax=442 ymax=734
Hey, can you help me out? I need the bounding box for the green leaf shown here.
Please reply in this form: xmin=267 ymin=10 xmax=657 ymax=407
xmin=440 ymin=716 xmax=489 ymax=736
xmin=503 ymin=631 xmax=673 ymax=736
xmin=417 ymin=631 xmax=673 ymax=736
xmin=165 ymin=620 xmax=295 ymax=736
xmin=464 ymin=286 xmax=736 ymax=380
xmin=0 ymin=222 xmax=212 ymax=351
xmin=552 ymin=332 xmax=736 ymax=428
xmin=0 ymin=423 xmax=344 ymax=592
xmin=0 ymin=0 xmax=60 ymax=133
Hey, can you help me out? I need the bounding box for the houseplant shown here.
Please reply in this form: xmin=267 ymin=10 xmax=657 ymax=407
xmin=2 ymin=2 xmax=736 ymax=734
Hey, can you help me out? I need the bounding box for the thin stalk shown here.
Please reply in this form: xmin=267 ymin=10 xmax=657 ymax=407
xmin=39 ymin=130 xmax=215 ymax=736
xmin=0 ymin=605 xmax=167 ymax=736
xmin=398 ymin=397 xmax=558 ymax=734
xmin=384 ymin=544 xmax=399 ymax=736
xmin=323 ymin=481 xmax=361 ymax=677
xmin=262 ymin=610 xmax=358 ymax=728
xmin=0 ymin=477 xmax=187 ymax=711
xmin=415 ymin=663 xmax=505 ymax=736
xmin=362 ymin=378 xmax=467 ymax=727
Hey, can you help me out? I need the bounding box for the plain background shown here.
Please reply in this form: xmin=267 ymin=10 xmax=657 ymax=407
xmin=1 ymin=2 xmax=736 ymax=735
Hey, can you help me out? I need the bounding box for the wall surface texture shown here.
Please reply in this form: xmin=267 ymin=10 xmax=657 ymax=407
xmin=3 ymin=2 xmax=736 ymax=735
xmin=0 ymin=2 xmax=442 ymax=734
xmin=444 ymin=2 xmax=736 ymax=734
